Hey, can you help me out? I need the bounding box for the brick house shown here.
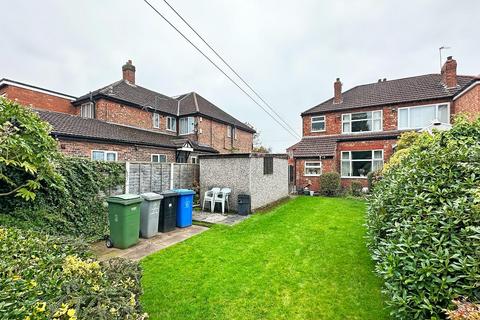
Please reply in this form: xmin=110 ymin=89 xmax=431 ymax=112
xmin=287 ymin=56 xmax=480 ymax=191
xmin=0 ymin=60 xmax=255 ymax=163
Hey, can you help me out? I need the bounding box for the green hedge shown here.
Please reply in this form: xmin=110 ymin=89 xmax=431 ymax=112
xmin=0 ymin=157 xmax=125 ymax=241
xmin=319 ymin=172 xmax=341 ymax=196
xmin=0 ymin=226 xmax=146 ymax=319
xmin=366 ymin=117 xmax=480 ymax=319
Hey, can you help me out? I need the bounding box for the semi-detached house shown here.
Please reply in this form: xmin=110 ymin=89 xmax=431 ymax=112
xmin=288 ymin=56 xmax=480 ymax=191
xmin=0 ymin=60 xmax=255 ymax=163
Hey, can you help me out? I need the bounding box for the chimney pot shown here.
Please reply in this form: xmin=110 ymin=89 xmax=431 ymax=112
xmin=334 ymin=78 xmax=342 ymax=104
xmin=122 ymin=60 xmax=136 ymax=84
xmin=441 ymin=56 xmax=457 ymax=88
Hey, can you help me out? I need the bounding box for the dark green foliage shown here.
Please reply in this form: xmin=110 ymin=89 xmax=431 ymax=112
xmin=0 ymin=226 xmax=146 ymax=319
xmin=350 ymin=180 xmax=363 ymax=197
xmin=367 ymin=170 xmax=382 ymax=192
xmin=366 ymin=117 xmax=480 ymax=319
xmin=0 ymin=157 xmax=125 ymax=241
xmin=319 ymin=172 xmax=341 ymax=196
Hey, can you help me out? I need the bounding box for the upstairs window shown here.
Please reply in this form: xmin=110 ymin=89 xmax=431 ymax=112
xmin=311 ymin=116 xmax=326 ymax=132
xmin=341 ymin=150 xmax=383 ymax=177
xmin=91 ymin=150 xmax=117 ymax=161
xmin=151 ymin=154 xmax=167 ymax=163
xmin=263 ymin=157 xmax=273 ymax=175
xmin=80 ymin=102 xmax=94 ymax=118
xmin=227 ymin=125 xmax=232 ymax=138
xmin=398 ymin=103 xmax=449 ymax=129
xmin=342 ymin=110 xmax=382 ymax=133
xmin=166 ymin=116 xmax=176 ymax=131
xmin=179 ymin=116 xmax=195 ymax=135
xmin=152 ymin=113 xmax=160 ymax=128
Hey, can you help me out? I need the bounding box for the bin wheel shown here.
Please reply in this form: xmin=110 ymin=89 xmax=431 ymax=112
xmin=105 ymin=237 xmax=113 ymax=248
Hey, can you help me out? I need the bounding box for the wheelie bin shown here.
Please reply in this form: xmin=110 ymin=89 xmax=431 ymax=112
xmin=106 ymin=194 xmax=142 ymax=249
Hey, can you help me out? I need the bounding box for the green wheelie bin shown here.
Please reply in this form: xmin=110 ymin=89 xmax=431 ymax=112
xmin=106 ymin=194 xmax=142 ymax=249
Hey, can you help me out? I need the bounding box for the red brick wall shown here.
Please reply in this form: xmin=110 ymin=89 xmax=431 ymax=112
xmin=302 ymin=99 xmax=452 ymax=136
xmin=294 ymin=158 xmax=335 ymax=191
xmin=94 ymin=99 xmax=176 ymax=135
xmin=453 ymin=83 xmax=480 ymax=121
xmin=197 ymin=116 xmax=253 ymax=153
xmin=57 ymin=139 xmax=176 ymax=162
xmin=1 ymin=85 xmax=76 ymax=114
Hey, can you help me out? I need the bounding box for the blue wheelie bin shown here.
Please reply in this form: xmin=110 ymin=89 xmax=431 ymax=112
xmin=172 ymin=189 xmax=195 ymax=228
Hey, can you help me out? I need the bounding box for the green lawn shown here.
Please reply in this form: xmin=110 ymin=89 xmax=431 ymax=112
xmin=141 ymin=196 xmax=389 ymax=319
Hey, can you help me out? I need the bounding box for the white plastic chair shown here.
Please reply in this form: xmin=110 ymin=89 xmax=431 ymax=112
xmin=213 ymin=188 xmax=231 ymax=214
xmin=202 ymin=187 xmax=220 ymax=212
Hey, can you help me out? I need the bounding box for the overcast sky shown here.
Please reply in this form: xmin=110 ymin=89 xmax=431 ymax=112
xmin=1 ymin=0 xmax=479 ymax=151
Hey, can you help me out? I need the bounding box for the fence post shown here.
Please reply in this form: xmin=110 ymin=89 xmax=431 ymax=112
xmin=125 ymin=161 xmax=130 ymax=193
xmin=170 ymin=162 xmax=174 ymax=190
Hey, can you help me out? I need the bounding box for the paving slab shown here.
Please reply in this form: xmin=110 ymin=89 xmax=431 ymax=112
xmin=192 ymin=211 xmax=249 ymax=225
xmin=91 ymin=225 xmax=208 ymax=261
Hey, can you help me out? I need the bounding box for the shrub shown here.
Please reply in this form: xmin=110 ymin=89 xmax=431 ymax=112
xmin=0 ymin=97 xmax=63 ymax=200
xmin=349 ymin=180 xmax=363 ymax=197
xmin=367 ymin=170 xmax=382 ymax=191
xmin=319 ymin=172 xmax=341 ymax=196
xmin=0 ymin=226 xmax=147 ymax=320
xmin=445 ymin=299 xmax=480 ymax=320
xmin=366 ymin=117 xmax=480 ymax=319
xmin=0 ymin=157 xmax=125 ymax=241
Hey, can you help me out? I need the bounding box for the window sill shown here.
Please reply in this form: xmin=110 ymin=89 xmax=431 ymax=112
xmin=311 ymin=130 xmax=326 ymax=133
xmin=304 ymin=174 xmax=321 ymax=177
xmin=179 ymin=132 xmax=194 ymax=135
xmin=341 ymin=130 xmax=383 ymax=135
xmin=341 ymin=176 xmax=368 ymax=179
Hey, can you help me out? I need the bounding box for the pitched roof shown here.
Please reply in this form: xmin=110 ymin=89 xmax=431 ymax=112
xmin=174 ymin=92 xmax=255 ymax=133
xmin=303 ymin=74 xmax=476 ymax=115
xmin=75 ymin=80 xmax=255 ymax=132
xmin=35 ymin=109 xmax=218 ymax=153
xmin=288 ymin=131 xmax=403 ymax=157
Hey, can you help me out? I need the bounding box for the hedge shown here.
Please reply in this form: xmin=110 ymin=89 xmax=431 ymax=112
xmin=0 ymin=226 xmax=147 ymax=320
xmin=319 ymin=172 xmax=341 ymax=196
xmin=366 ymin=117 xmax=480 ymax=319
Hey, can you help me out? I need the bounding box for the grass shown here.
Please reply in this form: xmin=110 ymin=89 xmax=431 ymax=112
xmin=141 ymin=196 xmax=389 ymax=320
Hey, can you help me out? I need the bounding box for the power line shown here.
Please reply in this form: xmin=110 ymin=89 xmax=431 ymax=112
xmin=142 ymin=0 xmax=301 ymax=139
xmin=161 ymin=0 xmax=300 ymax=139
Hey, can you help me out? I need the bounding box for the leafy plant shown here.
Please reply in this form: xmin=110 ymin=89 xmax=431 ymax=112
xmin=349 ymin=180 xmax=363 ymax=197
xmin=319 ymin=172 xmax=341 ymax=196
xmin=0 ymin=97 xmax=63 ymax=200
xmin=366 ymin=116 xmax=480 ymax=319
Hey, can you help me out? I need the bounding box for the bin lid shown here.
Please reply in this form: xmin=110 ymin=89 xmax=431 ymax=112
xmin=141 ymin=192 xmax=163 ymax=201
xmin=107 ymin=194 xmax=143 ymax=205
xmin=172 ymin=189 xmax=195 ymax=195
xmin=160 ymin=190 xmax=179 ymax=197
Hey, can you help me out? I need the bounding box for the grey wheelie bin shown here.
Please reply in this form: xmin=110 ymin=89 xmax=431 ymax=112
xmin=140 ymin=192 xmax=163 ymax=238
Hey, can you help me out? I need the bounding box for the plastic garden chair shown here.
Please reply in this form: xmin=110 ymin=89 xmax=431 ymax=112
xmin=202 ymin=187 xmax=220 ymax=212
xmin=213 ymin=188 xmax=231 ymax=214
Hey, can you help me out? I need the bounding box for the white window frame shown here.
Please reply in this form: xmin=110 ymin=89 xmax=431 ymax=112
xmin=227 ymin=125 xmax=232 ymax=138
xmin=151 ymin=154 xmax=167 ymax=163
xmin=341 ymin=150 xmax=383 ymax=178
xmin=304 ymin=161 xmax=322 ymax=176
xmin=397 ymin=103 xmax=450 ymax=130
xmin=152 ymin=113 xmax=160 ymax=128
xmin=91 ymin=150 xmax=117 ymax=162
xmin=179 ymin=116 xmax=195 ymax=135
xmin=190 ymin=156 xmax=198 ymax=164
xmin=311 ymin=116 xmax=326 ymax=132
xmin=342 ymin=110 xmax=382 ymax=134
xmin=166 ymin=116 xmax=176 ymax=132
xmin=80 ymin=102 xmax=94 ymax=118
xmin=234 ymin=127 xmax=238 ymax=140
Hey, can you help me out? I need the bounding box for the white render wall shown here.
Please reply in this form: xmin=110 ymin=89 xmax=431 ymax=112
xmin=249 ymin=157 xmax=289 ymax=210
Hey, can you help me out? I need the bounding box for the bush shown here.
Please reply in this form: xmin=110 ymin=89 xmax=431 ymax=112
xmin=0 ymin=97 xmax=63 ymax=200
xmin=367 ymin=170 xmax=382 ymax=191
xmin=0 ymin=157 xmax=125 ymax=241
xmin=319 ymin=172 xmax=341 ymax=196
xmin=0 ymin=226 xmax=147 ymax=320
xmin=445 ymin=299 xmax=480 ymax=320
xmin=349 ymin=180 xmax=363 ymax=197
xmin=366 ymin=117 xmax=480 ymax=319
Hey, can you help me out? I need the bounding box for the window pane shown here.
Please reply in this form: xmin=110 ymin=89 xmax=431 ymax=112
xmin=342 ymin=123 xmax=350 ymax=133
xmin=341 ymin=152 xmax=350 ymax=160
xmin=312 ymin=121 xmax=325 ymax=131
xmin=352 ymin=112 xmax=370 ymax=120
xmin=352 ymin=151 xmax=372 ymax=160
xmin=373 ymin=111 xmax=382 ymax=120
xmin=152 ymin=155 xmax=159 ymax=162
xmin=352 ymin=161 xmax=371 ymax=176
xmin=351 ymin=120 xmax=372 ymax=132
xmin=438 ymin=105 xmax=448 ymax=123
xmin=106 ymin=153 xmax=116 ymax=161
xmin=410 ymin=105 xmax=436 ymax=128
xmin=399 ymin=108 xmax=409 ymax=129
xmin=373 ymin=119 xmax=382 ymax=131
xmin=341 ymin=161 xmax=350 ymax=176
xmin=159 ymin=155 xmax=167 ymax=163
xmin=92 ymin=151 xmax=104 ymax=161
xmin=373 ymin=150 xmax=383 ymax=159
xmin=312 ymin=116 xmax=324 ymax=122
xmin=373 ymin=160 xmax=383 ymax=171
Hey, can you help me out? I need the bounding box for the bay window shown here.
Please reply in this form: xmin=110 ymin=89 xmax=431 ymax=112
xmin=342 ymin=110 xmax=382 ymax=133
xmin=304 ymin=161 xmax=322 ymax=176
xmin=341 ymin=150 xmax=383 ymax=177
xmin=311 ymin=116 xmax=326 ymax=132
xmin=398 ymin=103 xmax=449 ymax=129
xmin=179 ymin=116 xmax=195 ymax=135
xmin=91 ymin=150 xmax=117 ymax=161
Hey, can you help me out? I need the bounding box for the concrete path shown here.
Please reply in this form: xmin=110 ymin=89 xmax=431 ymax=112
xmin=92 ymin=225 xmax=208 ymax=261
xmin=192 ymin=211 xmax=249 ymax=225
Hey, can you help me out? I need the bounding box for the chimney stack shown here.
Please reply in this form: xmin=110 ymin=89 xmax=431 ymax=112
xmin=122 ymin=60 xmax=136 ymax=84
xmin=441 ymin=56 xmax=457 ymax=88
xmin=334 ymin=78 xmax=342 ymax=104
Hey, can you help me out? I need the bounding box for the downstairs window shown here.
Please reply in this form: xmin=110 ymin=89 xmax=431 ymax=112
xmin=341 ymin=150 xmax=383 ymax=177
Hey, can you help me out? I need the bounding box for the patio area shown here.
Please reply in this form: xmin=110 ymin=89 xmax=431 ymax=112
xmin=192 ymin=210 xmax=249 ymax=225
